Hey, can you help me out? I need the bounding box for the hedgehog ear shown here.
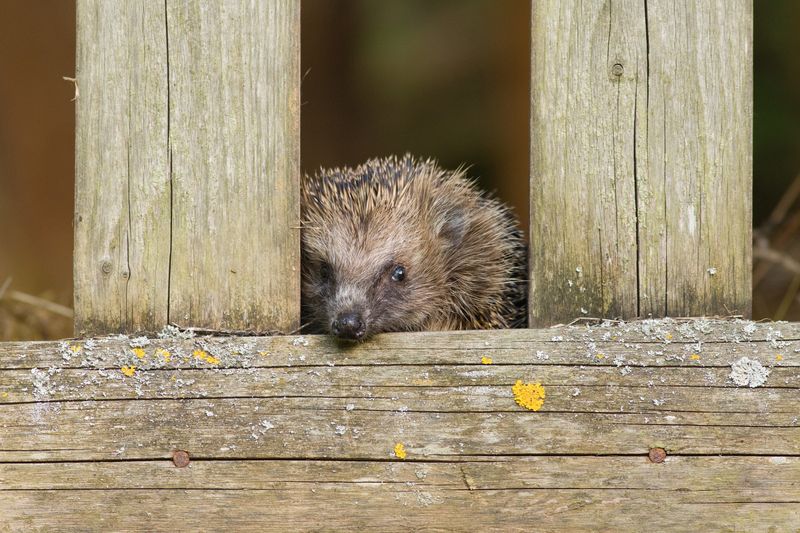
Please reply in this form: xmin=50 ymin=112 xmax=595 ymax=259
xmin=435 ymin=202 xmax=468 ymax=249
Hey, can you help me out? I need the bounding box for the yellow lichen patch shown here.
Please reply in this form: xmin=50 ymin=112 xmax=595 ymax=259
xmin=1 ymin=391 xmax=8 ymax=398
xmin=131 ymin=348 xmax=146 ymax=359
xmin=258 ymin=351 xmax=270 ymax=357
xmin=481 ymin=356 xmax=493 ymax=365
xmin=156 ymin=348 xmax=171 ymax=362
xmin=776 ymin=354 xmax=784 ymax=362
xmin=193 ymin=349 xmax=220 ymax=365
xmin=690 ymin=354 xmax=701 ymax=361
xmin=512 ymin=380 xmax=546 ymax=411
xmin=69 ymin=344 xmax=82 ymax=353
xmin=665 ymin=333 xmax=673 ymax=341
xmin=121 ymin=366 xmax=136 ymax=377
xmin=595 ymin=353 xmax=605 ymax=359
xmin=394 ymin=442 xmax=407 ymax=460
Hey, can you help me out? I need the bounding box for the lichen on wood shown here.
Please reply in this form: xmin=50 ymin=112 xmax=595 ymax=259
xmin=1 ymin=319 xmax=798 ymax=530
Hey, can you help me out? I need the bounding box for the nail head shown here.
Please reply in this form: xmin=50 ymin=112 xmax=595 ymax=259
xmin=172 ymin=449 xmax=190 ymax=468
xmin=648 ymin=447 xmax=667 ymax=463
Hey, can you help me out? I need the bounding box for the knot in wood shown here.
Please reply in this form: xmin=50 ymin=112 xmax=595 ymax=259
xmin=611 ymin=63 xmax=624 ymax=77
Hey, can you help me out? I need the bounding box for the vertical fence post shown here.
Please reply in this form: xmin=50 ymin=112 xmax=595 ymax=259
xmin=74 ymin=1 xmax=301 ymax=335
xmin=530 ymin=0 xmax=752 ymax=326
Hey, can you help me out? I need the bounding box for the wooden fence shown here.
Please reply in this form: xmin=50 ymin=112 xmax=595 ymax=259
xmin=1 ymin=321 xmax=797 ymax=530
xmin=3 ymin=1 xmax=790 ymax=532
xmin=74 ymin=0 xmax=300 ymax=335
xmin=530 ymin=0 xmax=751 ymax=325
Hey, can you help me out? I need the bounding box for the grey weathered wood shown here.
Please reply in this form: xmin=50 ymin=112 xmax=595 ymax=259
xmin=74 ymin=1 xmax=170 ymax=334
xmin=3 ymin=489 xmax=796 ymax=532
xmin=637 ymin=1 xmax=752 ymax=318
xmin=530 ymin=0 xmax=752 ymax=325
xmin=530 ymin=0 xmax=644 ymax=326
xmin=0 ymin=321 xmax=797 ymax=530
xmin=2 ymin=458 xmax=798 ymax=531
xmin=3 ymin=317 xmax=796 ymax=369
xmin=166 ymin=1 xmax=300 ymax=332
xmin=74 ymin=0 xmax=300 ymax=336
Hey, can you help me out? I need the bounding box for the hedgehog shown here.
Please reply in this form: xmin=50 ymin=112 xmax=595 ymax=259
xmin=301 ymin=155 xmax=527 ymax=341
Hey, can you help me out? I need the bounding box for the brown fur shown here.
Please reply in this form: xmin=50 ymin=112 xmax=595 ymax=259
xmin=301 ymin=155 xmax=527 ymax=339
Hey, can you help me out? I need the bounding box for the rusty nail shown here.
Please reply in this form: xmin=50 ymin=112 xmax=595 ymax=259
xmin=612 ymin=63 xmax=624 ymax=76
xmin=648 ymin=447 xmax=667 ymax=463
xmin=172 ymin=449 xmax=190 ymax=468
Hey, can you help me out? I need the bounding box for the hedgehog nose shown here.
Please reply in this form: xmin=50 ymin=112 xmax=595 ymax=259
xmin=332 ymin=312 xmax=366 ymax=340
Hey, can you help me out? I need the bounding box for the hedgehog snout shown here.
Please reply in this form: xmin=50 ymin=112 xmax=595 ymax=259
xmin=331 ymin=311 xmax=366 ymax=341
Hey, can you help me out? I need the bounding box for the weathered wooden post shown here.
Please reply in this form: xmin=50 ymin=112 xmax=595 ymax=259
xmin=530 ymin=0 xmax=752 ymax=325
xmin=74 ymin=1 xmax=300 ymax=335
xmin=4 ymin=3 xmax=799 ymax=530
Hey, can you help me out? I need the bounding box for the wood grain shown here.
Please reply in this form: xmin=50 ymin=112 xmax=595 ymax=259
xmin=0 ymin=321 xmax=797 ymax=530
xmin=530 ymin=0 xmax=752 ymax=325
xmin=74 ymin=0 xmax=300 ymax=336
xmin=530 ymin=0 xmax=644 ymax=326
xmin=2 ymin=458 xmax=798 ymax=532
xmin=74 ymin=1 xmax=170 ymax=334
xmin=166 ymin=1 xmax=300 ymax=332
xmin=637 ymin=0 xmax=752 ymax=318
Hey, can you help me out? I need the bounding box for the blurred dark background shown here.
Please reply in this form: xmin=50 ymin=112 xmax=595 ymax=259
xmin=0 ymin=0 xmax=797 ymax=340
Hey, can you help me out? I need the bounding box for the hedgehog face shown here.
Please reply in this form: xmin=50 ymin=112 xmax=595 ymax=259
xmin=302 ymin=205 xmax=452 ymax=340
xmin=300 ymin=155 xmax=524 ymax=341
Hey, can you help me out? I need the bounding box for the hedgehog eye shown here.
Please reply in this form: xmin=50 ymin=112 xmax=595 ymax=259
xmin=320 ymin=262 xmax=333 ymax=283
xmin=390 ymin=265 xmax=406 ymax=282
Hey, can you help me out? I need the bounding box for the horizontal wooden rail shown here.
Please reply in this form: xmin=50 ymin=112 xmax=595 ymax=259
xmin=1 ymin=319 xmax=797 ymax=530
